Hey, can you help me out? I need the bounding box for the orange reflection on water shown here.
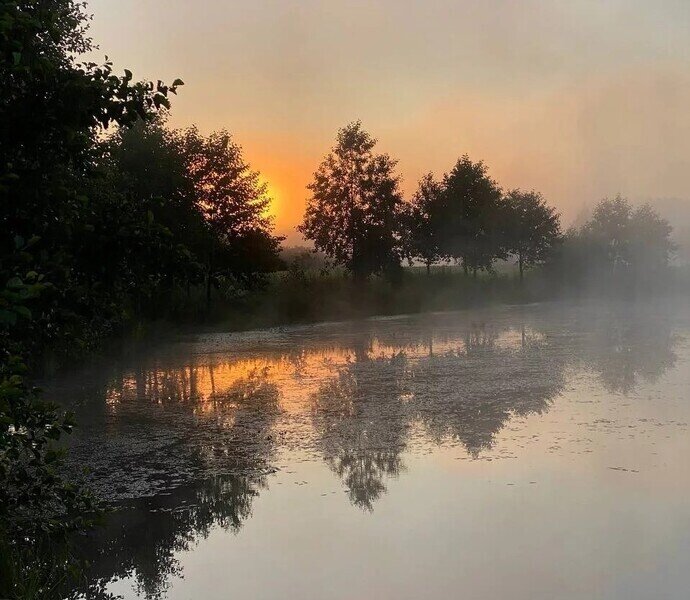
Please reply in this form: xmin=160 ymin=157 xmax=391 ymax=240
xmin=103 ymin=324 xmax=547 ymax=424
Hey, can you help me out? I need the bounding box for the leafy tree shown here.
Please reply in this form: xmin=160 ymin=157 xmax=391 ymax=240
xmin=299 ymin=122 xmax=405 ymax=279
xmin=437 ymin=155 xmax=504 ymax=276
xmin=582 ymin=195 xmax=674 ymax=275
xmin=174 ymin=127 xmax=283 ymax=304
xmin=1 ymin=0 xmax=183 ymax=356
xmin=405 ymin=173 xmax=444 ymax=275
xmin=628 ymin=203 xmax=675 ymax=272
xmin=1 ymin=0 xmax=180 ymax=594
xmin=502 ymin=189 xmax=562 ymax=280
xmin=584 ymin=195 xmax=634 ymax=273
xmin=554 ymin=196 xmax=676 ymax=293
xmin=1 ymin=0 xmax=182 ymax=251
xmin=67 ymin=119 xmax=205 ymax=320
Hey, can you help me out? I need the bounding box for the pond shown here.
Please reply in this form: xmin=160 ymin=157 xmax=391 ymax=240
xmin=51 ymin=302 xmax=690 ymax=600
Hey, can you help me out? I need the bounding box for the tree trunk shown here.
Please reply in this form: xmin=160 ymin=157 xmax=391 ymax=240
xmin=206 ymin=250 xmax=213 ymax=312
xmin=426 ymin=261 xmax=431 ymax=276
xmin=518 ymin=254 xmax=524 ymax=282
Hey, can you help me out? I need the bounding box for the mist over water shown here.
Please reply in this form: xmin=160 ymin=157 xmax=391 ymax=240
xmin=50 ymin=300 xmax=690 ymax=600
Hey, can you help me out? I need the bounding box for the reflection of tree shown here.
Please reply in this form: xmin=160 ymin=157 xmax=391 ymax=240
xmin=412 ymin=323 xmax=566 ymax=456
xmin=327 ymin=449 xmax=404 ymax=510
xmin=58 ymin=305 xmax=681 ymax=597
xmin=311 ymin=351 xmax=409 ymax=511
xmin=308 ymin=322 xmax=570 ymax=507
xmin=463 ymin=322 xmax=499 ymax=355
xmin=71 ymin=473 xmax=264 ymax=600
xmin=575 ymin=311 xmax=677 ymax=394
xmin=193 ymin=366 xmax=280 ymax=476
xmin=65 ymin=366 xmax=280 ymax=501
xmin=65 ymin=369 xmax=280 ymax=599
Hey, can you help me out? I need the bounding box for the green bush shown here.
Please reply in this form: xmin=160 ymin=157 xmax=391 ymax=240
xmin=0 ymin=273 xmax=101 ymax=599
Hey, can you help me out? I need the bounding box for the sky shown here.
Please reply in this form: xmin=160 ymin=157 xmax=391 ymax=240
xmin=87 ymin=0 xmax=690 ymax=245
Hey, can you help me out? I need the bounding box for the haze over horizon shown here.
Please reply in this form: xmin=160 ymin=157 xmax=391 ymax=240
xmin=88 ymin=0 xmax=690 ymax=247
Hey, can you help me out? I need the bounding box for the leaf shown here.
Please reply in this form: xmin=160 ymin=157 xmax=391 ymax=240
xmin=0 ymin=309 xmax=17 ymax=326
xmin=14 ymin=305 xmax=31 ymax=319
xmin=6 ymin=276 xmax=23 ymax=289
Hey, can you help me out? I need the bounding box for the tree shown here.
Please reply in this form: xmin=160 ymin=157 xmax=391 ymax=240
xmin=584 ymin=195 xmax=634 ymax=273
xmin=1 ymin=0 xmax=180 ymax=593
xmin=555 ymin=196 xmax=676 ymax=292
xmin=174 ymin=127 xmax=283 ymax=303
xmin=628 ymin=203 xmax=675 ymax=273
xmin=79 ymin=119 xmax=206 ymax=313
xmin=405 ymin=173 xmax=444 ymax=275
xmin=1 ymin=2 xmax=182 ymax=251
xmin=1 ymin=0 xmax=183 ymax=355
xmin=502 ymin=189 xmax=562 ymax=280
xmin=93 ymin=122 xmax=284 ymax=312
xmin=437 ymin=155 xmax=504 ymax=276
xmin=582 ymin=195 xmax=674 ymax=275
xmin=299 ymin=122 xmax=405 ymax=279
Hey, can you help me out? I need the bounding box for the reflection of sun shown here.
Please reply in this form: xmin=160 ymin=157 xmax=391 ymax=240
xmin=107 ymin=331 xmax=548 ymax=418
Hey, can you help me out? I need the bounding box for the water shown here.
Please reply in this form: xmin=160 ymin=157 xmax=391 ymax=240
xmin=51 ymin=302 xmax=690 ymax=600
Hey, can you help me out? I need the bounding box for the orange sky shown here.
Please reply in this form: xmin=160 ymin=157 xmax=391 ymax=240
xmin=87 ymin=0 xmax=690 ymax=244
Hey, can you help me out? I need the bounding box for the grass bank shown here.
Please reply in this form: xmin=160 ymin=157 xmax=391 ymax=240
xmin=211 ymin=266 xmax=540 ymax=332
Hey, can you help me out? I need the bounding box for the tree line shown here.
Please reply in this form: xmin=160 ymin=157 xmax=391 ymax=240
xmin=301 ymin=121 xmax=559 ymax=280
xmin=1 ymin=1 xmax=284 ymax=595
xmin=5 ymin=112 xmax=284 ymax=362
xmin=300 ymin=121 xmax=675 ymax=285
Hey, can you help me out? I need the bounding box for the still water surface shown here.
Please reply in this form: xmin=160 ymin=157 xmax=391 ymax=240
xmin=51 ymin=302 xmax=690 ymax=599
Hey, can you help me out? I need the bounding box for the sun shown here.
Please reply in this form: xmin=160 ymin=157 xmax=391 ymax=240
xmin=260 ymin=176 xmax=280 ymax=219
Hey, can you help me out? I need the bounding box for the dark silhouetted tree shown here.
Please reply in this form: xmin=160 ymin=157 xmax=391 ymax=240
xmin=0 ymin=0 xmax=181 ymax=594
xmin=82 ymin=119 xmax=207 ymax=312
xmin=174 ymin=127 xmax=283 ymax=304
xmin=502 ymin=189 xmax=562 ymax=280
xmin=299 ymin=122 xmax=405 ymax=279
xmin=405 ymin=173 xmax=444 ymax=274
xmin=437 ymin=155 xmax=504 ymax=276
xmin=1 ymin=0 xmax=183 ymax=354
